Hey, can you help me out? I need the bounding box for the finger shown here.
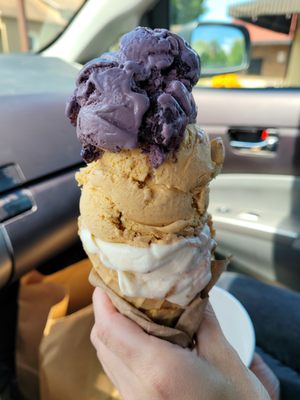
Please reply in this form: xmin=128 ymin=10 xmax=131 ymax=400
xmin=90 ymin=324 xmax=98 ymax=349
xmin=91 ymin=323 xmax=128 ymax=390
xmin=92 ymin=287 xmax=117 ymax=325
xmin=91 ymin=326 xmax=115 ymax=381
xmin=92 ymin=287 xmax=173 ymax=369
xmin=92 ymin=320 xmax=149 ymax=399
xmin=197 ymin=301 xmax=228 ymax=350
xmin=250 ymin=353 xmax=280 ymax=400
xmin=197 ymin=301 xmax=242 ymax=368
xmin=97 ymin=340 xmax=129 ymax=391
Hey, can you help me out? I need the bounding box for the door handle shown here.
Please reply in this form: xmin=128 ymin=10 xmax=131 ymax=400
xmin=228 ymin=127 xmax=279 ymax=152
xmin=230 ymin=135 xmax=278 ymax=151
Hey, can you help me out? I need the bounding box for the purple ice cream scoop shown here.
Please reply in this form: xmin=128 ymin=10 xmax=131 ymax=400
xmin=66 ymin=27 xmax=200 ymax=167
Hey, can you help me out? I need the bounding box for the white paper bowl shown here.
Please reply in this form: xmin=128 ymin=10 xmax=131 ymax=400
xmin=209 ymin=286 xmax=255 ymax=367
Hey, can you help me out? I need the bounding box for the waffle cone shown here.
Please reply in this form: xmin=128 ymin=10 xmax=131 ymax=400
xmin=87 ymin=251 xmax=184 ymax=326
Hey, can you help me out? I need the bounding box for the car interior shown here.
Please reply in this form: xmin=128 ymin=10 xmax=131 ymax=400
xmin=0 ymin=0 xmax=299 ymax=398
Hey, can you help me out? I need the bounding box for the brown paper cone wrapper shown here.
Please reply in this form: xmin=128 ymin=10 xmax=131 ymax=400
xmin=89 ymin=257 xmax=229 ymax=348
xmin=87 ymin=251 xmax=183 ymax=325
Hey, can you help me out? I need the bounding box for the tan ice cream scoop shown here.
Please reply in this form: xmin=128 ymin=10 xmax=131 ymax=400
xmin=77 ymin=124 xmax=224 ymax=246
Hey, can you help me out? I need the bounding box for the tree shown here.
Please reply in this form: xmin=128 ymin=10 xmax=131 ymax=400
xmin=170 ymin=0 xmax=207 ymax=25
xmin=227 ymin=39 xmax=244 ymax=67
xmin=193 ymin=39 xmax=227 ymax=68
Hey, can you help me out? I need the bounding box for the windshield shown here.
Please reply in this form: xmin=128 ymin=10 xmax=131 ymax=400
xmin=170 ymin=0 xmax=300 ymax=88
xmin=0 ymin=0 xmax=86 ymax=53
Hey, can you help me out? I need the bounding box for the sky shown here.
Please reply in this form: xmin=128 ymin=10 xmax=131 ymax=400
xmin=191 ymin=24 xmax=243 ymax=54
xmin=199 ymin=0 xmax=251 ymax=23
xmin=191 ymin=0 xmax=251 ymax=52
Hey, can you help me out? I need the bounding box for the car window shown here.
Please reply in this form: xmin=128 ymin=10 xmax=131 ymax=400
xmin=0 ymin=0 xmax=86 ymax=53
xmin=170 ymin=0 xmax=300 ymax=88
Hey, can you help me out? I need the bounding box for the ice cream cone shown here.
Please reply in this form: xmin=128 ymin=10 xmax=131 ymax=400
xmin=67 ymin=27 xmax=226 ymax=343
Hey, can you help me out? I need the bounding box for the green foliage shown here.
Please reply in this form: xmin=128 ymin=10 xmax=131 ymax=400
xmin=193 ymin=39 xmax=226 ymax=68
xmin=227 ymin=39 xmax=244 ymax=66
xmin=193 ymin=38 xmax=245 ymax=69
xmin=170 ymin=0 xmax=206 ymax=25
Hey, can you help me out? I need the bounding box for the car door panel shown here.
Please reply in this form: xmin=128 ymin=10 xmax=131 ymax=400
xmin=195 ymin=89 xmax=300 ymax=129
xmin=209 ymin=174 xmax=300 ymax=289
xmin=2 ymin=170 xmax=80 ymax=284
xmin=200 ymin=126 xmax=299 ymax=176
xmin=194 ymin=88 xmax=300 ymax=288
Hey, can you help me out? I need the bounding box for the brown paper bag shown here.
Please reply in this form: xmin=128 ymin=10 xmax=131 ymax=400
xmin=16 ymin=259 xmax=121 ymax=400
xmin=16 ymin=271 xmax=68 ymax=400
xmin=39 ymin=304 xmax=120 ymax=400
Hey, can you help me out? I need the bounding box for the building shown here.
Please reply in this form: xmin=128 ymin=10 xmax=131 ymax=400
xmin=0 ymin=0 xmax=82 ymax=53
xmin=236 ymin=19 xmax=293 ymax=79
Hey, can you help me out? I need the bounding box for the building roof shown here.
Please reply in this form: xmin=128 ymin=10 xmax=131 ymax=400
xmin=229 ymin=0 xmax=300 ymax=18
xmin=235 ymin=19 xmax=292 ymax=45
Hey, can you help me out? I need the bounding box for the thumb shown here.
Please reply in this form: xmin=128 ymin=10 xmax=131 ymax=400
xmin=197 ymin=301 xmax=237 ymax=364
xmin=197 ymin=300 xmax=225 ymax=345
